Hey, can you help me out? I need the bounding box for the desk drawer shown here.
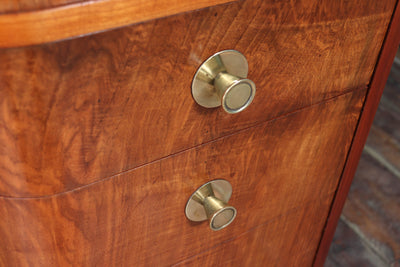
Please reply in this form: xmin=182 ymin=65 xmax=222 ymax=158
xmin=0 ymin=89 xmax=364 ymax=266
xmin=176 ymin=198 xmax=332 ymax=266
xmin=0 ymin=0 xmax=394 ymax=197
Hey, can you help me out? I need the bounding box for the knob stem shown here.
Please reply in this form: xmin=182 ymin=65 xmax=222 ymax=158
xmin=214 ymin=72 xmax=256 ymax=113
xmin=191 ymin=50 xmax=256 ymax=114
xmin=185 ymin=179 xmax=237 ymax=231
xmin=203 ymin=196 xmax=236 ymax=231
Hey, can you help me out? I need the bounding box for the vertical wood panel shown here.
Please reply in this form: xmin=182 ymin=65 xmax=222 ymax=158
xmin=314 ymin=0 xmax=400 ymax=265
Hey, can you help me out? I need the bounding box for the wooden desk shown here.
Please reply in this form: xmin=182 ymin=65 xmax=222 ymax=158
xmin=0 ymin=0 xmax=399 ymax=265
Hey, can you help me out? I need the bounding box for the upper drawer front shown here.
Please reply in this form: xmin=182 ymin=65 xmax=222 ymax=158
xmin=0 ymin=0 xmax=395 ymax=197
xmin=0 ymin=89 xmax=365 ymax=266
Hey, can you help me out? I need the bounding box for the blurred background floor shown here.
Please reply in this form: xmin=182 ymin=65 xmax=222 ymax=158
xmin=325 ymin=49 xmax=400 ymax=267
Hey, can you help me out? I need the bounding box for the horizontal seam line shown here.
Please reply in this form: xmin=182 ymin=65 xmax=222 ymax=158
xmin=0 ymin=86 xmax=366 ymax=200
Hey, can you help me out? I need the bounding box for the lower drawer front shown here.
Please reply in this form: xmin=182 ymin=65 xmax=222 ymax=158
xmin=0 ymin=89 xmax=365 ymax=266
xmin=176 ymin=196 xmax=333 ymax=266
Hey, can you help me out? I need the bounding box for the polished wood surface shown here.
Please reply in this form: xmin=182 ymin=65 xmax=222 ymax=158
xmin=0 ymin=0 xmax=233 ymax=48
xmin=0 ymin=0 xmax=395 ymax=48
xmin=327 ymin=56 xmax=400 ymax=267
xmin=0 ymin=0 xmax=394 ymax=197
xmin=313 ymin=1 xmax=400 ymax=264
xmin=0 ymin=0 xmax=84 ymax=14
xmin=0 ymin=90 xmax=364 ymax=266
xmin=175 ymin=197 xmax=333 ymax=266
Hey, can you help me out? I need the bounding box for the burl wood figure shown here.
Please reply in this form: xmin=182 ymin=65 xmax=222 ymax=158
xmin=0 ymin=0 xmax=399 ymax=266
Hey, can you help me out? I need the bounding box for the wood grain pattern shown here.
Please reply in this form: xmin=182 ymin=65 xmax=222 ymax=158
xmin=0 ymin=0 xmax=233 ymax=48
xmin=0 ymin=0 xmax=85 ymax=14
xmin=327 ymin=59 xmax=400 ymax=267
xmin=175 ymin=197 xmax=333 ymax=266
xmin=313 ymin=1 xmax=400 ymax=265
xmin=0 ymin=0 xmax=395 ymax=48
xmin=0 ymin=90 xmax=365 ymax=266
xmin=0 ymin=0 xmax=394 ymax=197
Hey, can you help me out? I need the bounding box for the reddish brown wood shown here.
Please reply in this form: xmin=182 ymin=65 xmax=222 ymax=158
xmin=0 ymin=90 xmax=364 ymax=266
xmin=0 ymin=0 xmax=85 ymax=14
xmin=326 ymin=63 xmax=400 ymax=265
xmin=327 ymin=48 xmax=400 ymax=267
xmin=313 ymin=1 xmax=400 ymax=265
xmin=0 ymin=0 xmax=394 ymax=197
xmin=0 ymin=0 xmax=233 ymax=47
xmin=175 ymin=197 xmax=333 ymax=266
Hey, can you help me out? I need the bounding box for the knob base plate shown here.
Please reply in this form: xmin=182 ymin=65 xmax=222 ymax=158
xmin=185 ymin=179 xmax=233 ymax=222
xmin=191 ymin=50 xmax=249 ymax=109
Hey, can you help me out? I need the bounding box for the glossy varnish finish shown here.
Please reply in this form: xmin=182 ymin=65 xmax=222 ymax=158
xmin=175 ymin=198 xmax=333 ymax=266
xmin=326 ymin=50 xmax=400 ymax=266
xmin=0 ymin=0 xmax=395 ymax=197
xmin=0 ymin=0 xmax=84 ymax=14
xmin=314 ymin=1 xmax=400 ymax=264
xmin=0 ymin=0 xmax=233 ymax=47
xmin=0 ymin=90 xmax=365 ymax=266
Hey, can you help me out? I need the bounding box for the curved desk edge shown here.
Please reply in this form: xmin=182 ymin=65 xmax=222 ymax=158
xmin=0 ymin=0 xmax=233 ymax=48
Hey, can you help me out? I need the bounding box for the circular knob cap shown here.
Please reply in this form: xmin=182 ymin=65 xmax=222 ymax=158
xmin=185 ymin=179 xmax=237 ymax=231
xmin=191 ymin=50 xmax=256 ymax=114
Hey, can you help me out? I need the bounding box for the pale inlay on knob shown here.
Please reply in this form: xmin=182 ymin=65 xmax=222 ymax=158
xmin=185 ymin=179 xmax=237 ymax=231
xmin=191 ymin=50 xmax=256 ymax=114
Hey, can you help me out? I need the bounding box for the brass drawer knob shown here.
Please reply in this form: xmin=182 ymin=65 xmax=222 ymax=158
xmin=185 ymin=179 xmax=237 ymax=231
xmin=191 ymin=50 xmax=256 ymax=114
